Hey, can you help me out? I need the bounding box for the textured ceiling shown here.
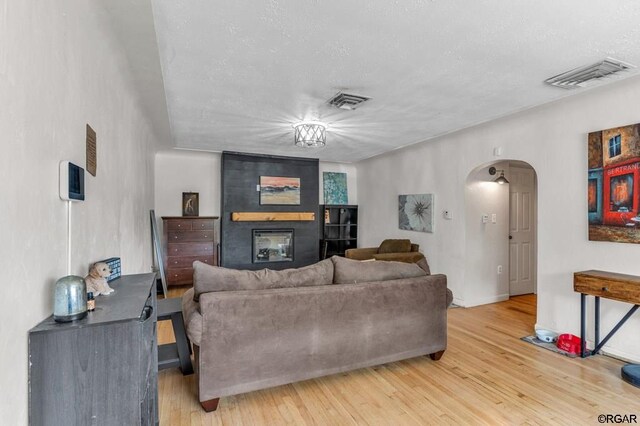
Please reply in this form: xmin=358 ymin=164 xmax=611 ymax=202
xmin=143 ymin=0 xmax=640 ymax=162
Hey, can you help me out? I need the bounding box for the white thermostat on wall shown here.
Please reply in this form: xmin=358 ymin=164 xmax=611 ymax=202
xmin=59 ymin=161 xmax=85 ymax=201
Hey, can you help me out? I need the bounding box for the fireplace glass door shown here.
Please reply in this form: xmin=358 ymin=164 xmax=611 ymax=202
xmin=253 ymin=229 xmax=294 ymax=263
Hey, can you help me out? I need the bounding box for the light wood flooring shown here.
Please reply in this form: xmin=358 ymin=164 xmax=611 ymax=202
xmin=158 ymin=289 xmax=640 ymax=425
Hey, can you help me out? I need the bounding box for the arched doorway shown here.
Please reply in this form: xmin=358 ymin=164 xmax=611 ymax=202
xmin=464 ymin=160 xmax=538 ymax=306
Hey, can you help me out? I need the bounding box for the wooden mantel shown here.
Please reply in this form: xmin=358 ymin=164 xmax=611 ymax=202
xmin=231 ymin=212 xmax=316 ymax=222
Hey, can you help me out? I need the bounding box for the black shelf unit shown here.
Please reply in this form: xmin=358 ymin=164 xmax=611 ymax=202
xmin=319 ymin=205 xmax=358 ymax=259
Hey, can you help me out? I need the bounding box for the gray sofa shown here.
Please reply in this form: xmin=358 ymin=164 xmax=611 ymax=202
xmin=182 ymin=256 xmax=452 ymax=412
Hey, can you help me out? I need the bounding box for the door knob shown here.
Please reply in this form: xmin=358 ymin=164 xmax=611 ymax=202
xmin=509 ymin=235 xmax=513 ymax=239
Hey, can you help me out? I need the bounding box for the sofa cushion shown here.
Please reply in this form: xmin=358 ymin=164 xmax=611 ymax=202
xmin=192 ymin=259 xmax=334 ymax=301
xmin=371 ymin=252 xmax=431 ymax=274
xmin=182 ymin=288 xmax=202 ymax=345
xmin=378 ymin=239 xmax=412 ymax=254
xmin=331 ymin=255 xmax=427 ymax=284
xmin=416 ymin=257 xmax=431 ymax=275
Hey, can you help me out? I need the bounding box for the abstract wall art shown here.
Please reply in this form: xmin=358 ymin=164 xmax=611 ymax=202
xmin=260 ymin=176 xmax=301 ymax=205
xmin=323 ymin=172 xmax=348 ymax=204
xmin=588 ymin=122 xmax=640 ymax=243
xmin=399 ymin=193 xmax=434 ymax=233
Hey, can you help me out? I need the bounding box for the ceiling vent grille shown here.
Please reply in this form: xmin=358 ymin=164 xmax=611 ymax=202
xmin=327 ymin=92 xmax=370 ymax=110
xmin=545 ymin=58 xmax=635 ymax=89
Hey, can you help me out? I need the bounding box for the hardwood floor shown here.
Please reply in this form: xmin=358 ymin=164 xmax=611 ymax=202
xmin=158 ymin=289 xmax=640 ymax=425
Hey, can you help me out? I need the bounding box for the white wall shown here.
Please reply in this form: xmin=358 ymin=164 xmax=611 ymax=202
xmin=155 ymin=150 xmax=221 ymax=217
xmin=0 ymin=2 xmax=158 ymax=424
xmin=154 ymin=151 xmax=358 ymax=219
xmin=463 ymin=162 xmax=510 ymax=306
xmin=357 ymin=75 xmax=640 ymax=362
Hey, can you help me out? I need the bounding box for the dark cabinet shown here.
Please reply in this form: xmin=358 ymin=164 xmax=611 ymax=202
xmin=28 ymin=273 xmax=158 ymax=426
xmin=319 ymin=205 xmax=358 ymax=259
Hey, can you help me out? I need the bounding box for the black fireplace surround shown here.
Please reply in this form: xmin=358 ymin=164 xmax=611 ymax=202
xmin=220 ymin=152 xmax=319 ymax=270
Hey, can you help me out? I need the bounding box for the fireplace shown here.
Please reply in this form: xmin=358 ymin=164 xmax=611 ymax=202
xmin=221 ymin=152 xmax=319 ymax=270
xmin=253 ymin=229 xmax=294 ymax=263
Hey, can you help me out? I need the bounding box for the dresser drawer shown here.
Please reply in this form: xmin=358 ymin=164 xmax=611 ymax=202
xmin=166 ymin=255 xmax=215 ymax=269
xmin=165 ymin=219 xmax=193 ymax=231
xmin=166 ymin=268 xmax=193 ymax=285
xmin=167 ymin=230 xmax=214 ymax=243
xmin=191 ymin=219 xmax=215 ymax=230
xmin=167 ymin=242 xmax=214 ymax=257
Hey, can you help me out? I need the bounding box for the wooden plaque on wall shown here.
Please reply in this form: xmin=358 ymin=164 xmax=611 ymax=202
xmin=86 ymin=124 xmax=97 ymax=176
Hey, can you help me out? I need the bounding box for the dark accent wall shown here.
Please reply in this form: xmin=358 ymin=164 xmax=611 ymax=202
xmin=221 ymin=152 xmax=319 ymax=270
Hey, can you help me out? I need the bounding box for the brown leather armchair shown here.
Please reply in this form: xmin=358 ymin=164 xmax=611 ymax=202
xmin=345 ymin=239 xmax=427 ymax=268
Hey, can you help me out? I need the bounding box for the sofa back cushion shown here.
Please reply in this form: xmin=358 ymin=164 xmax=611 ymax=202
xmin=331 ymin=255 xmax=427 ymax=284
xmin=378 ymin=239 xmax=412 ymax=254
xmin=371 ymin=252 xmax=431 ymax=274
xmin=192 ymin=259 xmax=334 ymax=301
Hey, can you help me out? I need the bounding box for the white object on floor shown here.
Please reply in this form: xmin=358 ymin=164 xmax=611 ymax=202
xmin=535 ymin=329 xmax=558 ymax=343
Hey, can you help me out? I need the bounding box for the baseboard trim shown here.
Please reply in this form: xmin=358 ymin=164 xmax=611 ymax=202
xmin=456 ymin=294 xmax=509 ymax=308
xmin=533 ymin=324 xmax=640 ymax=364
xmin=587 ymin=341 xmax=640 ymax=364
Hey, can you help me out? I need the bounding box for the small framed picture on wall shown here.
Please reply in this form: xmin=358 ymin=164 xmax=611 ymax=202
xmin=182 ymin=192 xmax=199 ymax=216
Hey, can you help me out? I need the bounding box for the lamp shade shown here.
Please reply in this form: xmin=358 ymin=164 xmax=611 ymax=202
xmin=489 ymin=166 xmax=509 ymax=184
xmin=495 ymin=171 xmax=509 ymax=185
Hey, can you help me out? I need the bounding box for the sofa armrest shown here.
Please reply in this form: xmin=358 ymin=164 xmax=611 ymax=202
xmin=344 ymin=247 xmax=379 ymax=260
xmin=195 ymin=274 xmax=448 ymax=401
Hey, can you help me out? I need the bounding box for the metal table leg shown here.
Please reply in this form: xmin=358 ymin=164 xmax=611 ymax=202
xmin=580 ymin=293 xmax=586 ymax=358
xmin=594 ymin=296 xmax=600 ymax=354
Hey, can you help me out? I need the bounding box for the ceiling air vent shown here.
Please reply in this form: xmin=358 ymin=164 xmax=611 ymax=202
xmin=327 ymin=92 xmax=370 ymax=110
xmin=545 ymin=57 xmax=635 ymax=89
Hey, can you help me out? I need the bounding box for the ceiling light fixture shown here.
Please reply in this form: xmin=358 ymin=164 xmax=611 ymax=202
xmin=489 ymin=166 xmax=509 ymax=184
xmin=293 ymin=121 xmax=326 ymax=148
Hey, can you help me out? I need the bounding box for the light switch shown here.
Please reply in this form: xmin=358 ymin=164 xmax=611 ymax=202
xmin=482 ymin=214 xmax=489 ymax=223
xmin=491 ymin=213 xmax=497 ymax=223
xmin=443 ymin=210 xmax=453 ymax=220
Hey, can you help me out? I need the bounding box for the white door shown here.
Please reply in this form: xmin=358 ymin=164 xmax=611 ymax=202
xmin=509 ymin=166 xmax=536 ymax=295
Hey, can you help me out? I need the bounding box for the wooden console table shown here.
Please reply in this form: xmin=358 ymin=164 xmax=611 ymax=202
xmin=574 ymin=270 xmax=640 ymax=358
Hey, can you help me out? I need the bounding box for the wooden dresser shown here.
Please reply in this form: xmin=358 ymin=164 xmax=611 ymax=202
xmin=162 ymin=216 xmax=219 ymax=286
